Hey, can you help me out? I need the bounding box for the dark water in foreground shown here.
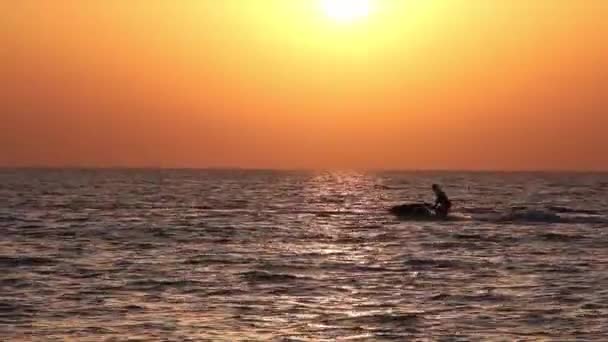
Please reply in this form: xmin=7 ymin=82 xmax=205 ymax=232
xmin=2 ymin=169 xmax=608 ymax=341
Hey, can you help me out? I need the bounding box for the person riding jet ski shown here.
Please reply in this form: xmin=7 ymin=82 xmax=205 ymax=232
xmin=432 ymin=184 xmax=451 ymax=218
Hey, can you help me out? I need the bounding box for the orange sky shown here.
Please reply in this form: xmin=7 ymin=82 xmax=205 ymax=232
xmin=1 ymin=0 xmax=607 ymax=170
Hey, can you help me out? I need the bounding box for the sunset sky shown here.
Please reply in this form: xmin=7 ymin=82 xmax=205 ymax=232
xmin=1 ymin=0 xmax=607 ymax=170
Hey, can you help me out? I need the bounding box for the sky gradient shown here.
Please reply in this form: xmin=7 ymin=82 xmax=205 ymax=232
xmin=1 ymin=0 xmax=607 ymax=170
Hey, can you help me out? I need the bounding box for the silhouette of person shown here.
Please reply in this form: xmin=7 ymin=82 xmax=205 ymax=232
xmin=432 ymin=184 xmax=451 ymax=218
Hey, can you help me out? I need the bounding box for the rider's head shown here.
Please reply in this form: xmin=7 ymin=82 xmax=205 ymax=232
xmin=432 ymin=184 xmax=441 ymax=193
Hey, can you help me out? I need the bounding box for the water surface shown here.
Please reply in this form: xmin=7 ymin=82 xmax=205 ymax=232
xmin=2 ymin=170 xmax=608 ymax=340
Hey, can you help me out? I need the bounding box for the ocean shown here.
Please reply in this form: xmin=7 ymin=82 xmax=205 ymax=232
xmin=2 ymin=169 xmax=608 ymax=341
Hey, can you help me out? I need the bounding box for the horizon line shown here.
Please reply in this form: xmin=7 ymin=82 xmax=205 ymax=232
xmin=1 ymin=166 xmax=607 ymax=173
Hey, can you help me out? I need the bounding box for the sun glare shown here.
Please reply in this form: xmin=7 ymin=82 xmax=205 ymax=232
xmin=321 ymin=0 xmax=372 ymax=23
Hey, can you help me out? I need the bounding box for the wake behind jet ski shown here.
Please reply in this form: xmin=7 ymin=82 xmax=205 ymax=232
xmin=390 ymin=184 xmax=452 ymax=220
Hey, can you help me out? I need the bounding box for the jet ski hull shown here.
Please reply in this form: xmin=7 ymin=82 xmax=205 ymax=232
xmin=390 ymin=203 xmax=442 ymax=220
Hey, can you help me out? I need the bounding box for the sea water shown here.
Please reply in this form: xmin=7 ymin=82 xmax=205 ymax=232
xmin=1 ymin=169 xmax=608 ymax=340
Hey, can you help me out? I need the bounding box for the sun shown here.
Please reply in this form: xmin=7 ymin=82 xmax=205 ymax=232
xmin=321 ymin=0 xmax=373 ymax=23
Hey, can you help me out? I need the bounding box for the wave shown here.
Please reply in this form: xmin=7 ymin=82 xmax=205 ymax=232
xmin=498 ymin=209 xmax=563 ymax=223
xmin=404 ymin=257 xmax=478 ymax=271
xmin=460 ymin=207 xmax=500 ymax=215
xmin=446 ymin=206 xmax=606 ymax=224
xmin=0 ymin=256 xmax=57 ymax=267
xmin=430 ymin=291 xmax=511 ymax=303
xmin=468 ymin=214 xmax=607 ymax=225
xmin=548 ymin=206 xmax=601 ymax=215
xmin=241 ymin=270 xmax=315 ymax=283
xmin=537 ymin=232 xmax=585 ymax=242
xmin=125 ymin=279 xmax=205 ymax=291
xmin=0 ymin=214 xmax=19 ymax=222
xmin=475 ymin=208 xmax=608 ymax=224
xmin=338 ymin=311 xmax=419 ymax=326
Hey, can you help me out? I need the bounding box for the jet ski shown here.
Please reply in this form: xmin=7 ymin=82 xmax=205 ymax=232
xmin=390 ymin=203 xmax=444 ymax=220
